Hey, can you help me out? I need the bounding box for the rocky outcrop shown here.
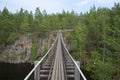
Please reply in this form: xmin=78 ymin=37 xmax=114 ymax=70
xmin=0 ymin=33 xmax=56 ymax=63
xmin=0 ymin=35 xmax=32 ymax=63
xmin=37 ymin=33 xmax=55 ymax=56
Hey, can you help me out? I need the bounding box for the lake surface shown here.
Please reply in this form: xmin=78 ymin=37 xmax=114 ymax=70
xmin=0 ymin=62 xmax=33 ymax=80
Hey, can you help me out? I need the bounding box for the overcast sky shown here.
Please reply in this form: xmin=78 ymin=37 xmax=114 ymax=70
xmin=0 ymin=0 xmax=119 ymax=14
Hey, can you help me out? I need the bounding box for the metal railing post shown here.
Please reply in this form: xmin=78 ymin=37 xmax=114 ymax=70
xmin=75 ymin=61 xmax=80 ymax=80
xmin=34 ymin=61 xmax=40 ymax=80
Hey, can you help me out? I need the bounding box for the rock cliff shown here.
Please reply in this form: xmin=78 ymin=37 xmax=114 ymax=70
xmin=0 ymin=33 xmax=56 ymax=63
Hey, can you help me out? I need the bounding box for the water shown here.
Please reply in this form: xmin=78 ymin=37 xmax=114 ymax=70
xmin=0 ymin=62 xmax=33 ymax=80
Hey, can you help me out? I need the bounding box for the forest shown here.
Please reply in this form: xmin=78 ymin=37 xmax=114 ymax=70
xmin=0 ymin=3 xmax=120 ymax=80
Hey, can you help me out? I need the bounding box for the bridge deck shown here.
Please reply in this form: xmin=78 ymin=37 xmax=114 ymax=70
xmin=51 ymin=33 xmax=64 ymax=80
xmin=24 ymin=31 xmax=87 ymax=80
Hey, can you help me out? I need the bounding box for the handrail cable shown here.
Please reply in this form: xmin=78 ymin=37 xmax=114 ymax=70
xmin=60 ymin=33 xmax=87 ymax=80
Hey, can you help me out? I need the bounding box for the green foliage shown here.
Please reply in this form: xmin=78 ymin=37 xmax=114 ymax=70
xmin=7 ymin=32 xmax=18 ymax=44
xmin=85 ymin=51 xmax=101 ymax=71
xmin=85 ymin=51 xmax=114 ymax=80
xmin=31 ymin=43 xmax=38 ymax=60
xmin=0 ymin=7 xmax=12 ymax=44
xmin=43 ymin=44 xmax=48 ymax=55
xmin=70 ymin=3 xmax=120 ymax=80
xmin=92 ymin=62 xmax=114 ymax=80
xmin=20 ymin=16 xmax=30 ymax=34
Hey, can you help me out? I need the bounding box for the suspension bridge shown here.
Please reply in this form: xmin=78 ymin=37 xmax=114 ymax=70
xmin=24 ymin=31 xmax=87 ymax=80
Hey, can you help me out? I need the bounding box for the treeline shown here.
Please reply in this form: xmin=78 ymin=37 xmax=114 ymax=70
xmin=69 ymin=3 xmax=120 ymax=80
xmin=0 ymin=7 xmax=78 ymax=45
